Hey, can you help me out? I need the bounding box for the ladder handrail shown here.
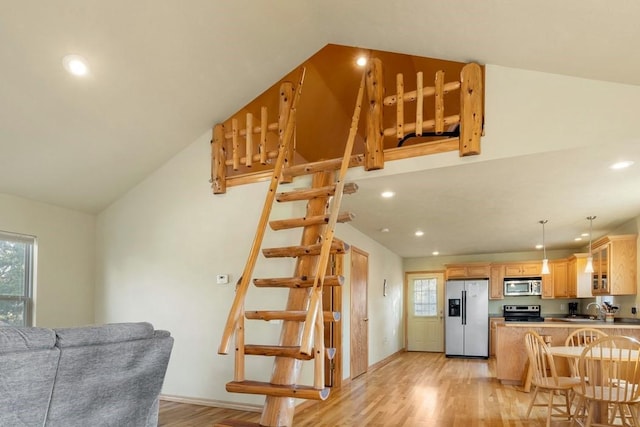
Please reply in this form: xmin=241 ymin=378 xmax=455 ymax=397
xmin=299 ymin=72 xmax=366 ymax=356
xmin=218 ymin=68 xmax=306 ymax=355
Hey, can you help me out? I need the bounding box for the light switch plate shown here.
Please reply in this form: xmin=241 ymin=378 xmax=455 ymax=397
xmin=216 ymin=274 xmax=229 ymax=284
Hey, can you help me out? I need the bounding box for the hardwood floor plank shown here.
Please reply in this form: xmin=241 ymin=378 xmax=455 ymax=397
xmin=159 ymin=352 xmax=566 ymax=426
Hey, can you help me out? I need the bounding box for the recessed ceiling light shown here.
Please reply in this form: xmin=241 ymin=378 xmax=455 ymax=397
xmin=381 ymin=191 xmax=395 ymax=198
xmin=610 ymin=160 xmax=634 ymax=170
xmin=574 ymin=237 xmax=582 ymax=241
xmin=415 ymin=230 xmax=424 ymax=237
xmin=356 ymin=56 xmax=367 ymax=67
xmin=581 ymin=233 xmax=589 ymax=237
xmin=62 ymin=54 xmax=89 ymax=77
xmin=535 ymin=244 xmax=543 ymax=250
xmin=380 ymin=228 xmax=390 ymax=233
xmin=432 ymin=251 xmax=439 ymax=256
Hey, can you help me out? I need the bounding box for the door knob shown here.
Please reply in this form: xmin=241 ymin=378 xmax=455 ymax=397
xmin=363 ymin=318 xmax=369 ymax=321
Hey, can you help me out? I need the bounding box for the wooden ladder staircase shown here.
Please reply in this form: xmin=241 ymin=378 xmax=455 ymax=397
xmin=216 ymin=70 xmax=366 ymax=427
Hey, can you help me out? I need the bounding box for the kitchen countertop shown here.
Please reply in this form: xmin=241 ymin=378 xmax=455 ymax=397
xmin=500 ymin=318 xmax=640 ymax=328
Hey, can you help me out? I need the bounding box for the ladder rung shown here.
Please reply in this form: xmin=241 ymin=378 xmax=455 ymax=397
xmin=226 ymin=380 xmax=330 ymax=401
xmin=276 ymin=182 xmax=358 ymax=202
xmin=242 ymin=345 xmax=337 ymax=360
xmin=269 ymin=212 xmax=355 ymax=230
xmin=281 ymin=154 xmax=365 ymax=180
xmin=262 ymin=239 xmax=348 ymax=258
xmin=245 ymin=310 xmax=340 ymax=322
xmin=253 ymin=275 xmax=344 ymax=288
xmin=244 ymin=345 xmax=314 ymax=360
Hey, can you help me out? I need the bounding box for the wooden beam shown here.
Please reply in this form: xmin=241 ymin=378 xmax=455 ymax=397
xmin=260 ymin=107 xmax=267 ymax=165
xmin=384 ymin=81 xmax=461 ymax=106
xmin=232 ymin=118 xmax=240 ymax=171
xmin=434 ymin=70 xmax=444 ymax=135
xmin=396 ymin=73 xmax=404 ymax=141
xmin=364 ymin=58 xmax=384 ymax=171
xmin=383 ymin=114 xmax=460 ymax=137
xmin=212 ymin=124 xmax=227 ymax=194
xmin=416 ymin=72 xmax=423 ymax=136
xmin=460 ymin=63 xmax=483 ymax=156
xmin=279 ymin=82 xmax=294 ymax=183
xmin=245 ymin=113 xmax=253 ymax=168
xmin=260 ymin=171 xmax=334 ymax=426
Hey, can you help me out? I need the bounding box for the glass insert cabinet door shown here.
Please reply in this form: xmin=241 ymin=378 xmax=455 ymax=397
xmin=591 ymin=244 xmax=609 ymax=294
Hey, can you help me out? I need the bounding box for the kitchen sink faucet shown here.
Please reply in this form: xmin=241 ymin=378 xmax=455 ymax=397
xmin=586 ymin=302 xmax=604 ymax=320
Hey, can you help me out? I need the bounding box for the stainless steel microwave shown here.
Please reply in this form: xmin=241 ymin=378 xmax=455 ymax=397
xmin=503 ymin=278 xmax=542 ymax=296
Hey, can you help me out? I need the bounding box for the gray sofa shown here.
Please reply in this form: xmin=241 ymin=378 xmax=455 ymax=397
xmin=0 ymin=322 xmax=173 ymax=427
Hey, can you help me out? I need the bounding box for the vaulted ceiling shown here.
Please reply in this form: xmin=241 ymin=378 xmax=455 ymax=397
xmin=2 ymin=1 xmax=640 ymax=257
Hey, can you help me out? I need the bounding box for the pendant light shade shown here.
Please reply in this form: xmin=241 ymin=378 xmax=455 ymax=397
xmin=539 ymin=220 xmax=550 ymax=275
xmin=585 ymin=216 xmax=596 ymax=274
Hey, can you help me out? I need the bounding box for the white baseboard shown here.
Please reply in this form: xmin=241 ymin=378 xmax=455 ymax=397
xmin=160 ymin=394 xmax=263 ymax=413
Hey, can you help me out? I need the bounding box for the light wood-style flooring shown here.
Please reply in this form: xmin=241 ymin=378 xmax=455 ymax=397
xmin=159 ymin=351 xmax=566 ymax=426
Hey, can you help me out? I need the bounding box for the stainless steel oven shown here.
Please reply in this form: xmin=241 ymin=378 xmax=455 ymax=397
xmin=503 ymin=278 xmax=542 ymax=296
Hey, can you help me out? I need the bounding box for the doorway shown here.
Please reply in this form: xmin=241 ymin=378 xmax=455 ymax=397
xmin=350 ymin=246 xmax=368 ymax=378
xmin=406 ymin=271 xmax=445 ymax=352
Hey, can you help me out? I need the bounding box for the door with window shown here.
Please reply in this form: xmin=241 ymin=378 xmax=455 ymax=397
xmin=406 ymin=272 xmax=444 ymax=352
xmin=0 ymin=232 xmax=35 ymax=326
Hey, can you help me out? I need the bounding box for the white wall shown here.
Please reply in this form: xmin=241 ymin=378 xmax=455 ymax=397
xmin=0 ymin=193 xmax=95 ymax=327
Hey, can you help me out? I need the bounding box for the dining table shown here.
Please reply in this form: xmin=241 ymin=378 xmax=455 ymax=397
xmin=549 ymin=345 xmax=640 ymax=424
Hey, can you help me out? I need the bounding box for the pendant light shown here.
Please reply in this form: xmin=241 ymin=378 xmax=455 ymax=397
xmin=585 ymin=216 xmax=596 ymax=273
xmin=539 ymin=220 xmax=550 ymax=275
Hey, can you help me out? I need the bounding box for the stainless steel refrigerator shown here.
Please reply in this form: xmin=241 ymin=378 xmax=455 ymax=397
xmin=445 ymin=279 xmax=489 ymax=358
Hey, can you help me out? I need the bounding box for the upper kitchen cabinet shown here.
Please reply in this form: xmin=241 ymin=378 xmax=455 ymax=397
xmin=549 ymin=259 xmax=569 ymax=298
xmin=489 ymin=265 xmax=504 ymax=300
xmin=445 ymin=263 xmax=490 ymax=280
xmin=591 ymin=235 xmax=637 ymax=296
xmin=502 ymin=262 xmax=541 ymax=278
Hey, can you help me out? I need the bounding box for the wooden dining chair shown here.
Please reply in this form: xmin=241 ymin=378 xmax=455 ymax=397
xmin=565 ymin=328 xmax=609 ymax=377
xmin=524 ymin=330 xmax=581 ymax=427
xmin=573 ymin=335 xmax=640 ymax=427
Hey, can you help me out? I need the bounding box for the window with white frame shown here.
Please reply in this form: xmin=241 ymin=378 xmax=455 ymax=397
xmin=413 ymin=278 xmax=437 ymax=316
xmin=0 ymin=232 xmax=35 ymax=326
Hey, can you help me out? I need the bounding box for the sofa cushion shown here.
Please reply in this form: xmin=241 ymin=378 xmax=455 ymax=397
xmin=0 ymin=326 xmax=56 ymax=353
xmin=54 ymin=322 xmax=155 ymax=347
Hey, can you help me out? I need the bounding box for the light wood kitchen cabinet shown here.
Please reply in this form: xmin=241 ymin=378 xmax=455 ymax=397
xmin=567 ymin=254 xmax=592 ymax=298
xmin=503 ymin=262 xmax=541 ymax=277
xmin=489 ymin=317 xmax=505 ymax=356
xmin=489 ymin=265 xmax=504 ymax=300
xmin=591 ymin=234 xmax=637 ymax=295
xmin=445 ymin=263 xmax=490 ymax=279
xmin=550 ymin=260 xmax=570 ymax=298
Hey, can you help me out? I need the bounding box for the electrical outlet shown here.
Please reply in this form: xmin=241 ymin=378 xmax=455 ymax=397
xmin=216 ymin=274 xmax=229 ymax=284
xmin=560 ymin=303 xmax=565 ymax=311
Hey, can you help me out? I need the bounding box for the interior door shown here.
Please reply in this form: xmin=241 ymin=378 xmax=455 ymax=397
xmin=350 ymin=246 xmax=368 ymax=379
xmin=407 ymin=272 xmax=445 ymax=352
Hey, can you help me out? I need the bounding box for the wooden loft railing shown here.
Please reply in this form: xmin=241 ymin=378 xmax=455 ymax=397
xmin=211 ymin=81 xmax=297 ymax=194
xmin=210 ymin=59 xmax=483 ymax=194
xmin=365 ymin=60 xmax=483 ymax=169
